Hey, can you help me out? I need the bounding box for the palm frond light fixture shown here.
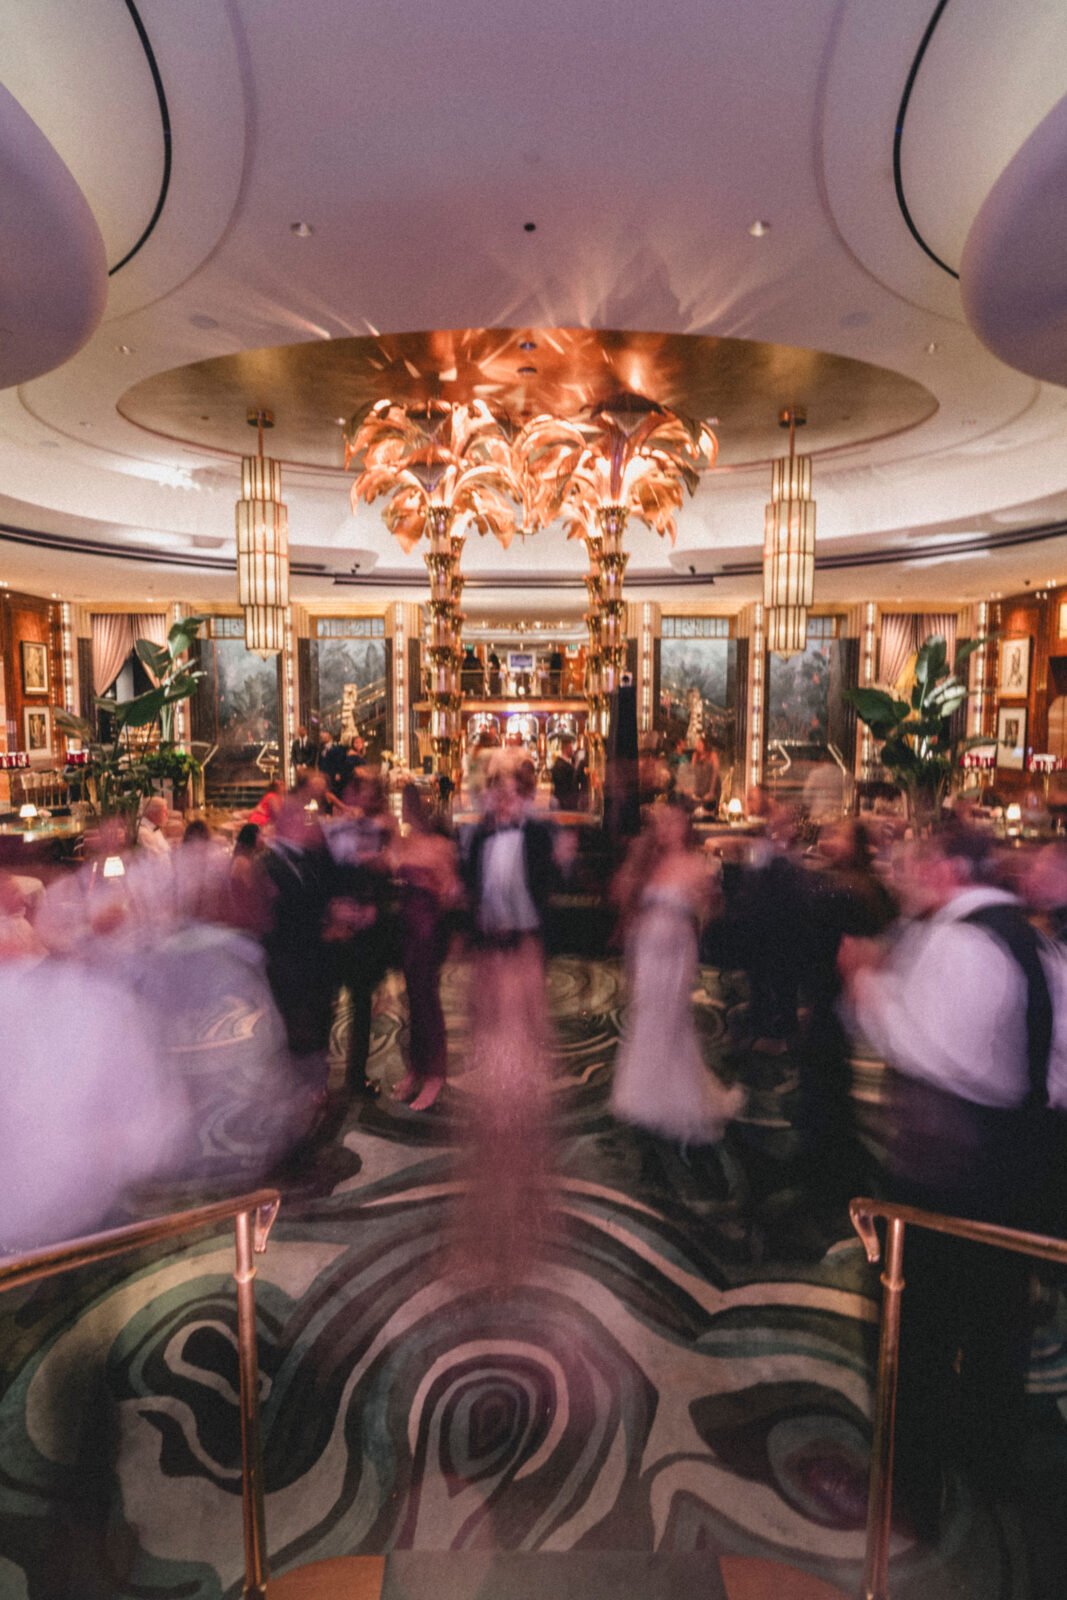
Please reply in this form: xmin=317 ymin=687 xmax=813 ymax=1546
xmin=345 ymin=398 xmax=523 ymax=770
xmin=517 ymin=394 xmax=717 ymax=739
xmin=763 ymin=405 xmax=815 ymax=658
xmin=236 ymin=409 xmax=289 ymax=658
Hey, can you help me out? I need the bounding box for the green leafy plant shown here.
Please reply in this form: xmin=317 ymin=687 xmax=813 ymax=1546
xmin=843 ymin=633 xmax=992 ymax=825
xmin=52 ymin=614 xmax=208 ymax=838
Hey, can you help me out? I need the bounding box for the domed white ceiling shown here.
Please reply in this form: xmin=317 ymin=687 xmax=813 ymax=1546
xmin=2 ymin=0 xmax=1067 ymax=610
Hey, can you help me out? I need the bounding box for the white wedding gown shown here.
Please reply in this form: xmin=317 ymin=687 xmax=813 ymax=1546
xmin=611 ymin=886 xmax=745 ymax=1144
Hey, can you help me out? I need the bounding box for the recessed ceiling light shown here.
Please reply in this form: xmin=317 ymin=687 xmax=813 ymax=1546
xmin=708 ymin=416 xmax=720 ymax=425
xmin=79 ymin=421 xmax=91 ymax=428
xmin=748 ymin=219 xmax=771 ymax=237
xmin=523 ymin=221 xmax=537 ymax=233
xmin=336 ymin=416 xmax=346 ymax=425
xmin=117 ymin=344 xmax=133 ymax=355
xmin=519 ymin=339 xmax=537 ymax=350
xmin=518 ymin=366 xmax=537 ymax=376
xmin=290 ymin=221 xmax=313 ymax=237
xmin=925 ymin=342 xmax=939 ymax=354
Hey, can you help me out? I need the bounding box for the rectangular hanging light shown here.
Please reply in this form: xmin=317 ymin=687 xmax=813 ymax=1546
xmin=236 ymin=425 xmax=290 ymax=657
xmin=763 ymin=444 xmax=815 ymax=658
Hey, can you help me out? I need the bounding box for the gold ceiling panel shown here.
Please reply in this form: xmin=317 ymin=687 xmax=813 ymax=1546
xmin=117 ymin=327 xmax=937 ymax=471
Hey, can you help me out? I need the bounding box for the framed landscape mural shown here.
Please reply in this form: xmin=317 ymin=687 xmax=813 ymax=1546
xmin=309 ymin=618 xmax=387 ymax=746
xmin=658 ymin=625 xmax=738 ymax=763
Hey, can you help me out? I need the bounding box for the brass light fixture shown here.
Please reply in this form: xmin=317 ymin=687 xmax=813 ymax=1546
xmin=236 ymin=409 xmax=289 ymax=658
xmin=763 ymin=405 xmax=815 ymax=658
xmin=517 ymin=393 xmax=717 ymax=742
xmin=345 ymin=399 xmax=522 ymax=772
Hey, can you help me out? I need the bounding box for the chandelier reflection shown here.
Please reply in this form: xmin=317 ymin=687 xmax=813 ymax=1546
xmin=235 ymin=409 xmax=289 ymax=658
xmin=763 ymin=405 xmax=816 ymax=658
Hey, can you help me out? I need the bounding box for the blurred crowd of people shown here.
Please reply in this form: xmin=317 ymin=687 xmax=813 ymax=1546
xmin=8 ymin=738 xmax=1067 ymax=1530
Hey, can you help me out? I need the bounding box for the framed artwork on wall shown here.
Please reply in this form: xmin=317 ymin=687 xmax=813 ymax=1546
xmin=20 ymin=640 xmax=49 ymax=695
xmin=997 ymin=636 xmax=1030 ymax=699
xmin=23 ymin=706 xmax=51 ymax=756
xmin=996 ymin=705 xmax=1027 ymax=770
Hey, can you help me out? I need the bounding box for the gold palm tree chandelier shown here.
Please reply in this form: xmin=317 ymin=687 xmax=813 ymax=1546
xmin=763 ymin=405 xmax=816 ymax=658
xmin=345 ymin=398 xmax=523 ymax=769
xmin=517 ymin=392 xmax=717 ymax=736
xmin=235 ymin=409 xmax=289 ymax=658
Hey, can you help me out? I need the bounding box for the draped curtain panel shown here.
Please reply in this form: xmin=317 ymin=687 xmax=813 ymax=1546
xmin=91 ymin=613 xmax=134 ymax=696
xmin=877 ymin=613 xmax=915 ymax=689
xmin=878 ymin=613 xmax=959 ymax=690
xmin=129 ymin=613 xmax=168 ymax=685
xmin=918 ymin=612 xmax=957 ymax=664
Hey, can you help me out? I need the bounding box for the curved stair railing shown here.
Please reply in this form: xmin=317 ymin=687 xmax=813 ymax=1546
xmin=849 ymin=1197 xmax=1067 ymax=1600
xmin=0 ymin=1189 xmax=281 ymax=1598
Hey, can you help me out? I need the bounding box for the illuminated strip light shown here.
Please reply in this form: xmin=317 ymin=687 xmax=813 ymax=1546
xmin=394 ymin=601 xmax=406 ymax=765
xmin=861 ymin=601 xmax=876 ymax=772
xmin=972 ymin=600 xmax=989 ymax=738
xmin=749 ymin=602 xmax=764 ymax=789
xmin=59 ymin=603 xmax=75 ymax=718
xmin=171 ymin=603 xmax=188 ymax=745
xmin=640 ymin=603 xmax=653 ymax=730
xmin=283 ymin=613 xmax=296 ymax=785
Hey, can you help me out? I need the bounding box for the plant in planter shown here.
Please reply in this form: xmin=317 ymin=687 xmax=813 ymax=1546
xmin=53 ymin=614 xmax=208 ymax=839
xmin=843 ymin=633 xmax=991 ymax=827
xmin=141 ymin=746 xmax=204 ymax=809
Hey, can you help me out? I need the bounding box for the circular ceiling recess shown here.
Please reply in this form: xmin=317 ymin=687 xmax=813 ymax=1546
xmin=117 ymin=327 xmax=938 ymax=472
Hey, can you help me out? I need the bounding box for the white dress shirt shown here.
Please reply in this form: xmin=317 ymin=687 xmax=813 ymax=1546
xmin=479 ymin=826 xmax=539 ymax=935
xmin=846 ymin=885 xmax=1067 ymax=1111
xmin=137 ymin=818 xmax=171 ymax=857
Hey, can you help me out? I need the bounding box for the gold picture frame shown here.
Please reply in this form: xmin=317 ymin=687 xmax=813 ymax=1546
xmin=997 ymin=636 xmax=1030 ymax=700
xmin=23 ymin=706 xmax=51 ymax=756
xmin=20 ymin=640 xmax=49 ymax=696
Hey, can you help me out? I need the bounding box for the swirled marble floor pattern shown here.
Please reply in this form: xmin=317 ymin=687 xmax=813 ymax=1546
xmin=1 ymin=957 xmax=1065 ymax=1598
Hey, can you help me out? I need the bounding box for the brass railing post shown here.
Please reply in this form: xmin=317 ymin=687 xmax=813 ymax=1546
xmin=863 ymin=1215 xmax=905 ymax=1600
xmin=235 ymin=1207 xmax=269 ymax=1599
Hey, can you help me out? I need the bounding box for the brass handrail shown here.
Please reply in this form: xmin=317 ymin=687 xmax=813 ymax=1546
xmin=850 ymin=1196 xmax=1067 ymax=1600
xmin=0 ymin=1187 xmax=281 ymax=1600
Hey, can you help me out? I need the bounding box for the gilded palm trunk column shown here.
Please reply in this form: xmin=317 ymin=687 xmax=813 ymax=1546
xmin=583 ymin=530 xmax=605 ymax=747
xmin=596 ymin=505 xmax=629 ymax=723
xmin=424 ymin=506 xmax=464 ymax=772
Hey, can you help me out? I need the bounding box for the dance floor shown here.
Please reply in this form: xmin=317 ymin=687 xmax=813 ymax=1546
xmin=1 ymin=955 xmax=1065 ymax=1598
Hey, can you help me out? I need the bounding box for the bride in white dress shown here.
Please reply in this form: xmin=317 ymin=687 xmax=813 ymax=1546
xmin=611 ymin=802 xmax=745 ymax=1144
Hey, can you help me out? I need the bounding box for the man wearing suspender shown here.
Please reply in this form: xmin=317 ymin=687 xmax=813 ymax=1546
xmin=839 ymin=825 xmax=1065 ymax=1537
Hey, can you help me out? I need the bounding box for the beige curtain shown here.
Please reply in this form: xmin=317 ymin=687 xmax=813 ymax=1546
xmin=919 ymin=612 xmax=957 ymax=665
xmin=92 ymin=614 xmax=134 ymax=695
xmin=129 ymin=613 xmax=169 ymax=685
xmin=878 ymin=613 xmax=914 ymax=689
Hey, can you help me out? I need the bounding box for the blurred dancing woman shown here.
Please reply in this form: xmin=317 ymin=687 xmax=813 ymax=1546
xmin=611 ymin=802 xmax=745 ymax=1153
xmin=391 ymin=784 xmax=460 ymax=1110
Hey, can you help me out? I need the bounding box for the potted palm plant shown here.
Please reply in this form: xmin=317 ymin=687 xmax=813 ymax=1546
xmin=54 ymin=614 xmax=207 ymax=840
xmin=843 ymin=633 xmax=991 ymax=828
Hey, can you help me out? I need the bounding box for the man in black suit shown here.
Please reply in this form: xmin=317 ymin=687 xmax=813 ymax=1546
xmin=290 ymin=724 xmax=318 ymax=771
xmin=550 ymin=739 xmax=580 ymax=812
xmin=318 ymin=729 xmax=348 ymax=796
xmin=465 ymin=759 xmax=556 ymax=948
